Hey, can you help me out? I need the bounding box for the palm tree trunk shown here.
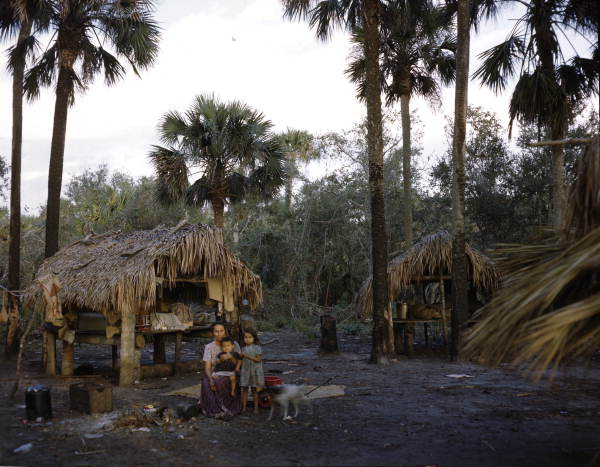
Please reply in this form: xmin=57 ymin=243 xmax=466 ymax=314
xmin=450 ymin=0 xmax=470 ymax=361
xmin=211 ymin=197 xmax=225 ymax=229
xmin=44 ymin=54 xmax=74 ymax=258
xmin=363 ymin=0 xmax=393 ymax=364
xmin=400 ymin=93 xmax=413 ymax=247
xmin=5 ymin=20 xmax=32 ymax=357
xmin=8 ymin=20 xmax=32 ymax=292
xmin=550 ymin=126 xmax=566 ymax=229
xmin=532 ymin=0 xmax=565 ymax=228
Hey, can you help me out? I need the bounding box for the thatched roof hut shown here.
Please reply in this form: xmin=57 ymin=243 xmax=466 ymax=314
xmin=356 ymin=231 xmax=500 ymax=319
xmin=26 ymin=222 xmax=262 ymax=317
xmin=26 ymin=222 xmax=262 ymax=386
xmin=463 ymin=136 xmax=600 ymax=377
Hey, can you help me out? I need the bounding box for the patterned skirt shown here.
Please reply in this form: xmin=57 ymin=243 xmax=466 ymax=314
xmin=198 ymin=374 xmax=242 ymax=418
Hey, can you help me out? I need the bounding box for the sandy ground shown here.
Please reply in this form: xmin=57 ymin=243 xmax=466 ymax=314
xmin=1 ymin=330 xmax=599 ymax=467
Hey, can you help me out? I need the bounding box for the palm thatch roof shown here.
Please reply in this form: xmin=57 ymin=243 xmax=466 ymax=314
xmin=463 ymin=136 xmax=600 ymax=377
xmin=25 ymin=223 xmax=262 ymax=317
xmin=356 ymin=231 xmax=500 ymax=319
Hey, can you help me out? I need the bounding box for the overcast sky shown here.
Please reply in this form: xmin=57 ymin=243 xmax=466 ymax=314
xmin=0 ymin=0 xmax=596 ymax=211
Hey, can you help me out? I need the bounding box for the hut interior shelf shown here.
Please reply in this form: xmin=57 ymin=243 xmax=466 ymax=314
xmin=25 ymin=223 xmax=262 ymax=386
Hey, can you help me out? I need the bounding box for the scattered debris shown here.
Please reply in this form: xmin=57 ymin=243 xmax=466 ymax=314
xmin=133 ymin=427 xmax=151 ymax=432
xmin=445 ymin=374 xmax=474 ymax=379
xmin=74 ymin=449 xmax=106 ymax=456
xmin=83 ymin=433 xmax=104 ymax=439
xmin=14 ymin=442 xmax=33 ymax=453
xmin=482 ymin=439 xmax=496 ymax=452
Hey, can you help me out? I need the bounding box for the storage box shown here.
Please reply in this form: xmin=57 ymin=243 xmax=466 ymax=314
xmin=69 ymin=382 xmax=113 ymax=414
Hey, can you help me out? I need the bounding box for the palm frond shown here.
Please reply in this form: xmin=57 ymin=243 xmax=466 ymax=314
xmin=473 ymin=35 xmax=525 ymax=93
xmin=185 ymin=177 xmax=211 ymax=207
xmin=23 ymin=42 xmax=57 ymax=100
xmin=149 ymin=145 xmax=189 ymax=204
xmin=7 ymin=32 xmax=39 ymax=73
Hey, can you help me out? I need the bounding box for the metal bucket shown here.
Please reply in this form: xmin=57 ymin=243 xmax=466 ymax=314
xmin=25 ymin=385 xmax=52 ymax=420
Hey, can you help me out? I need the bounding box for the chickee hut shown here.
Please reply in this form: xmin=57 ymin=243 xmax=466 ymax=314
xmin=25 ymin=222 xmax=262 ymax=386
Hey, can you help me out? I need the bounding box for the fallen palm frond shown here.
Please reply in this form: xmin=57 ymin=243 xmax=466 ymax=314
xmin=24 ymin=223 xmax=262 ymax=318
xmin=463 ymin=135 xmax=600 ymax=376
xmin=356 ymin=231 xmax=500 ymax=319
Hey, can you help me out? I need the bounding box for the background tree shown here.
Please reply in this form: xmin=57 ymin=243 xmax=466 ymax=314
xmin=149 ymin=94 xmax=286 ymax=229
xmin=283 ymin=0 xmax=394 ymax=363
xmin=347 ymin=0 xmax=456 ymax=247
xmin=276 ymin=129 xmax=318 ymax=209
xmin=22 ymin=0 xmax=160 ymax=258
xmin=473 ymin=0 xmax=599 ymax=228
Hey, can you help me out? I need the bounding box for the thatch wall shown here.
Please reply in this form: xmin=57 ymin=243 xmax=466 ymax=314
xmin=356 ymin=231 xmax=500 ymax=319
xmin=462 ymin=136 xmax=600 ymax=376
xmin=25 ymin=223 xmax=262 ymax=317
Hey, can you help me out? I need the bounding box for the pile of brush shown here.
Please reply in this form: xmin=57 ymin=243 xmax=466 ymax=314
xmin=463 ymin=136 xmax=600 ymax=378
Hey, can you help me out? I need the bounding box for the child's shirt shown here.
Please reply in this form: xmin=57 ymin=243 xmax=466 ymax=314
xmin=214 ymin=351 xmax=241 ymax=373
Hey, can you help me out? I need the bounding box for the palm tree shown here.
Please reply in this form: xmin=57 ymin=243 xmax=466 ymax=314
xmin=22 ymin=0 xmax=160 ymax=258
xmin=473 ymin=0 xmax=599 ymax=228
xmin=282 ymin=0 xmax=394 ymax=363
xmin=276 ymin=129 xmax=318 ymax=209
xmin=1 ymin=1 xmax=49 ymax=356
xmin=149 ymin=94 xmax=286 ymax=229
xmin=449 ymin=0 xmax=471 ymax=360
xmin=346 ymin=0 xmax=456 ymax=247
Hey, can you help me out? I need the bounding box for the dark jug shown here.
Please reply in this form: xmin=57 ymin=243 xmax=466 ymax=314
xmin=25 ymin=384 xmax=52 ymax=420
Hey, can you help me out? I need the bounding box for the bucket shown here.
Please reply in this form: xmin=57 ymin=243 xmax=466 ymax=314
xmin=25 ymin=385 xmax=52 ymax=421
xmin=264 ymin=375 xmax=283 ymax=387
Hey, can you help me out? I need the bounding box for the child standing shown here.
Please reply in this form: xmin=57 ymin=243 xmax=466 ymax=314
xmin=240 ymin=329 xmax=265 ymax=413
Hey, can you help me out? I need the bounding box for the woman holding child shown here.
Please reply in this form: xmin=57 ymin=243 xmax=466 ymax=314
xmin=199 ymin=323 xmax=242 ymax=418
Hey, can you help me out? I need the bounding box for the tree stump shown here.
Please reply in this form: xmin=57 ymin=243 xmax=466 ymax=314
xmin=319 ymin=315 xmax=339 ymax=353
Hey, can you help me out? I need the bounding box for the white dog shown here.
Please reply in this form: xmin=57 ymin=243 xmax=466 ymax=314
xmin=267 ymin=384 xmax=311 ymax=421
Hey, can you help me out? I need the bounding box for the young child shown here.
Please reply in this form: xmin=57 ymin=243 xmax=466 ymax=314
xmin=213 ymin=337 xmax=241 ymax=396
xmin=240 ymin=329 xmax=265 ymax=413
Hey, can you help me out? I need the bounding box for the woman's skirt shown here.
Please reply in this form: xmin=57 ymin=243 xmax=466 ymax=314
xmin=198 ymin=374 xmax=242 ymax=418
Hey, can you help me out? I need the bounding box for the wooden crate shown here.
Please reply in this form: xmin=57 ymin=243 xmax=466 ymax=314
xmin=69 ymin=382 xmax=113 ymax=414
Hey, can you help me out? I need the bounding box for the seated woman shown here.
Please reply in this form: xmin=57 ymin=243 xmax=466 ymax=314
xmin=199 ymin=323 xmax=242 ymax=418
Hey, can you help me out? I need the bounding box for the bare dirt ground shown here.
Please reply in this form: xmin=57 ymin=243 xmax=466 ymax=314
xmin=1 ymin=330 xmax=599 ymax=467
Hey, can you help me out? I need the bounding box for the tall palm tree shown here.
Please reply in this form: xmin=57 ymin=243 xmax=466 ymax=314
xmin=149 ymin=94 xmax=286 ymax=229
xmin=450 ymin=0 xmax=470 ymax=360
xmin=346 ymin=0 xmax=456 ymax=247
xmin=282 ymin=0 xmax=394 ymax=363
xmin=277 ymin=129 xmax=318 ymax=209
xmin=1 ymin=1 xmax=49 ymax=356
xmin=473 ymin=0 xmax=599 ymax=228
xmin=23 ymin=0 xmax=160 ymax=258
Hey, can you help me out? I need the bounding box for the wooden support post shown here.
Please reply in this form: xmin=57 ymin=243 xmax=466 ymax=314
xmin=153 ymin=335 xmax=166 ymax=364
xmin=61 ymin=341 xmax=75 ymax=376
xmin=44 ymin=330 xmax=57 ymax=376
xmin=440 ymin=275 xmax=449 ymax=354
xmin=111 ymin=345 xmax=118 ymax=371
xmin=174 ymin=332 xmax=183 ymax=374
xmin=393 ymin=323 xmax=403 ymax=354
xmin=404 ymin=324 xmax=415 ymax=357
xmin=119 ymin=307 xmax=136 ymax=386
xmin=319 ymin=315 xmax=339 ymax=353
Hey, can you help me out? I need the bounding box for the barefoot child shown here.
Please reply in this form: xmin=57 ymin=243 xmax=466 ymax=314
xmin=240 ymin=329 xmax=265 ymax=413
xmin=213 ymin=337 xmax=241 ymax=396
